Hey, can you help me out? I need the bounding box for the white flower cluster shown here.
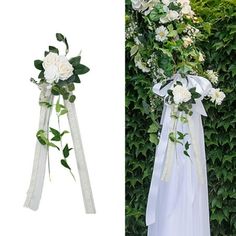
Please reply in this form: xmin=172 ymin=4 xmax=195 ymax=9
xmin=43 ymin=52 xmax=74 ymax=84
xmin=134 ymin=54 xmax=150 ymax=73
xmin=208 ymin=88 xmax=225 ymax=105
xmin=126 ymin=21 xmax=138 ymax=39
xmin=172 ymin=84 xmax=191 ymax=104
xmin=206 ymin=70 xmax=218 ymax=84
xmin=131 ymin=0 xmax=160 ymax=15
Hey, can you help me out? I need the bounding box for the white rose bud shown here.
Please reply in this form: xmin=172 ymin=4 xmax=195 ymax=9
xmin=43 ymin=52 xmax=59 ymax=69
xmin=44 ymin=65 xmax=60 ymax=84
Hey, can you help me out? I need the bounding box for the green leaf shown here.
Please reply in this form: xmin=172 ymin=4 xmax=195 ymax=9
xmin=50 ymin=127 xmax=60 ymax=137
xmin=60 ymin=159 xmax=71 ymax=170
xmin=49 ymin=46 xmax=59 ymax=54
xmin=38 ymin=70 xmax=44 ymax=79
xmin=39 ymin=101 xmax=52 ymax=108
xmin=149 ymin=133 xmax=158 ymax=145
xmin=69 ymin=95 xmax=76 ymax=103
xmin=177 ymin=131 xmax=187 ymax=140
xmin=185 ymin=141 xmax=190 ymax=150
xmin=36 ymin=130 xmax=47 ymax=145
xmin=56 ymin=33 xmax=65 ymax=42
xmin=48 ymin=142 xmax=60 ymax=150
xmin=74 ymin=64 xmax=90 ymax=75
xmin=50 ymin=127 xmax=61 ymax=141
xmin=34 ymin=60 xmax=43 ymax=70
xmin=56 ymin=99 xmax=61 ymax=113
xmin=184 ymin=150 xmax=190 ymax=157
xmin=63 ymin=144 xmax=73 ymax=158
xmin=59 ymin=109 xmax=68 ymax=116
xmin=69 ymin=56 xmax=81 ymax=67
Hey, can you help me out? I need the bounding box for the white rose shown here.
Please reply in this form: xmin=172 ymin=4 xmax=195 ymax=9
xmin=57 ymin=56 xmax=74 ymax=80
xmin=167 ymin=10 xmax=179 ymax=21
xmin=181 ymin=3 xmax=194 ymax=17
xmin=172 ymin=84 xmax=191 ymax=104
xmin=208 ymin=88 xmax=225 ymax=105
xmin=182 ymin=36 xmax=193 ymax=48
xmin=43 ymin=52 xmax=59 ymax=69
xmin=44 ymin=65 xmax=60 ymax=84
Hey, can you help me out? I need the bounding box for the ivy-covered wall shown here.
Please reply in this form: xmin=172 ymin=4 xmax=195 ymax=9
xmin=126 ymin=1 xmax=236 ymax=236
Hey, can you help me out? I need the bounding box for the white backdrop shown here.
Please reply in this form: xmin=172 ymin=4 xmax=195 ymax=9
xmin=0 ymin=0 xmax=124 ymax=235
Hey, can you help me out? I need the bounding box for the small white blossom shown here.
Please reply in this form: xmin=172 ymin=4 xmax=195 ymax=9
xmin=155 ymin=26 xmax=168 ymax=42
xmin=208 ymin=88 xmax=225 ymax=105
xmin=198 ymin=52 xmax=205 ymax=62
xmin=182 ymin=36 xmax=193 ymax=48
xmin=206 ymin=70 xmax=218 ymax=84
xmin=162 ymin=0 xmax=171 ymax=5
xmin=172 ymin=84 xmax=191 ymax=104
xmin=134 ymin=54 xmax=150 ymax=73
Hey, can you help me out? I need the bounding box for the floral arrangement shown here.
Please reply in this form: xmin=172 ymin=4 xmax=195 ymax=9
xmin=32 ymin=33 xmax=90 ymax=179
xmin=126 ymin=0 xmax=225 ymax=155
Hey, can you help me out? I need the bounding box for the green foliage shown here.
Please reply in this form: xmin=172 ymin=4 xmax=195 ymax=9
xmin=191 ymin=0 xmax=236 ymax=235
xmin=56 ymin=33 xmax=69 ymax=54
xmin=126 ymin=0 xmax=236 ymax=235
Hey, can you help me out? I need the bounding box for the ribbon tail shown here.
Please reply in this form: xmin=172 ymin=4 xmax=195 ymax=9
xmin=188 ymin=115 xmax=204 ymax=184
xmin=24 ymin=92 xmax=54 ymax=210
xmin=64 ymin=94 xmax=96 ymax=214
xmin=146 ymin=105 xmax=172 ymax=225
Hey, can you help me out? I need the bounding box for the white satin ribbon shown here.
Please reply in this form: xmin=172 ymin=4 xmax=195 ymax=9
xmin=24 ymin=85 xmax=53 ymax=210
xmin=64 ymin=95 xmax=96 ymax=214
xmin=24 ymin=87 xmax=95 ymax=213
xmin=146 ymin=74 xmax=212 ymax=226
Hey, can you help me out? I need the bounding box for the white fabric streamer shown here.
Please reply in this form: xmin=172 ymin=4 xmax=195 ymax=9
xmin=24 ymin=85 xmax=53 ymax=210
xmin=146 ymin=74 xmax=212 ymax=236
xmin=64 ymin=95 xmax=96 ymax=214
xmin=24 ymin=88 xmax=95 ymax=212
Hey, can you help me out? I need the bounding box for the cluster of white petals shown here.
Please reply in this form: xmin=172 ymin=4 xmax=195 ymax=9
xmin=208 ymin=88 xmax=225 ymax=105
xmin=206 ymin=70 xmax=218 ymax=84
xmin=155 ymin=26 xmax=169 ymax=42
xmin=172 ymin=84 xmax=191 ymax=104
xmin=43 ymin=52 xmax=73 ymax=84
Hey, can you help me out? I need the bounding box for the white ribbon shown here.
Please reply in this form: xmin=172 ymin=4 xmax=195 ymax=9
xmin=24 ymin=85 xmax=53 ymax=210
xmin=146 ymin=74 xmax=212 ymax=226
xmin=64 ymin=95 xmax=96 ymax=213
xmin=24 ymin=87 xmax=95 ymax=213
